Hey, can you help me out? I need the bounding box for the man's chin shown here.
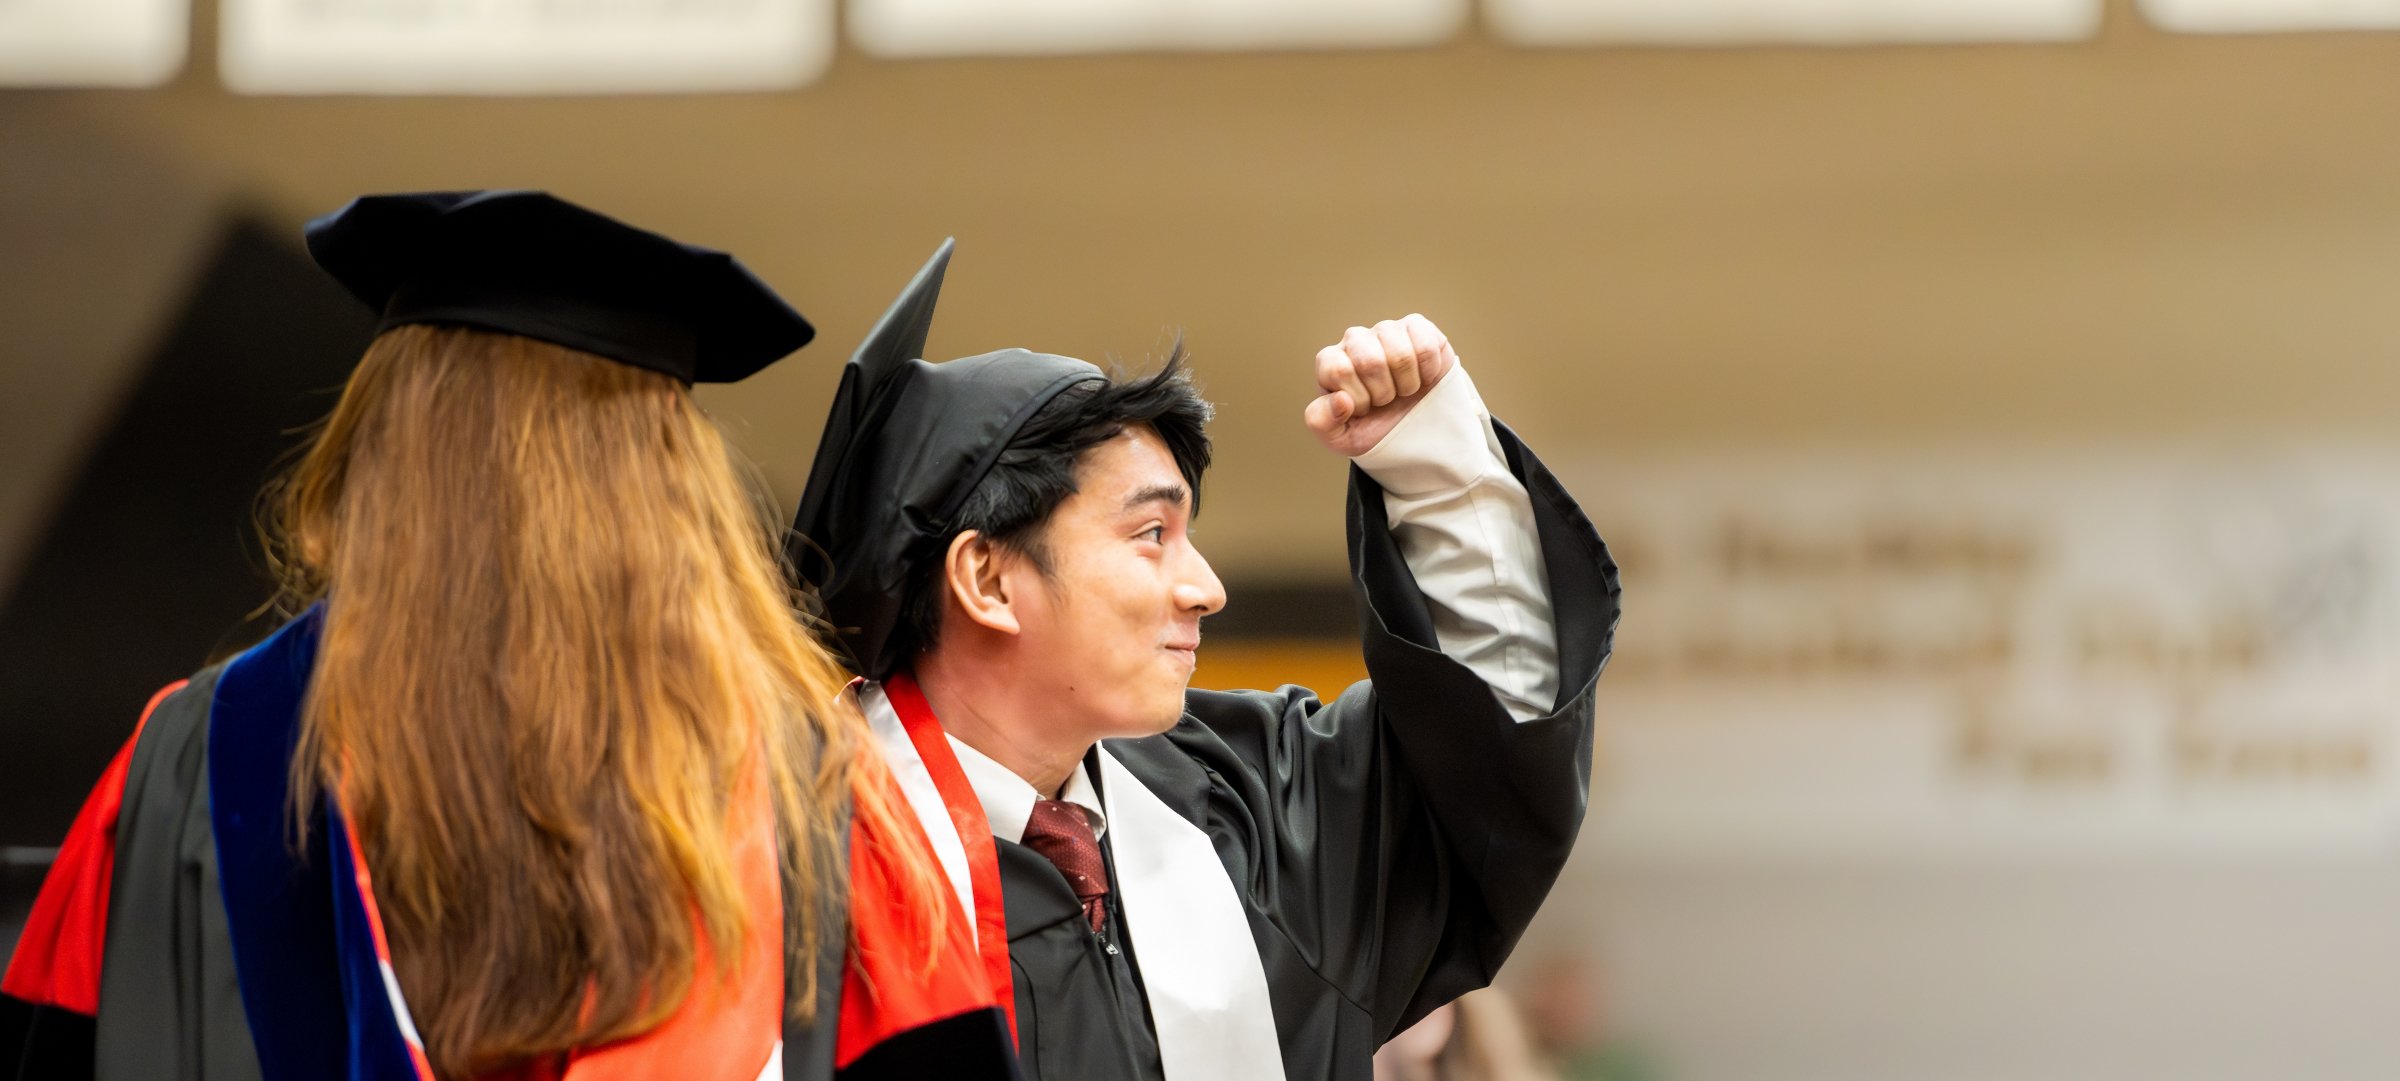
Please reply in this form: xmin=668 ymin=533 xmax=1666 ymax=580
xmin=1139 ymin=708 xmax=1184 ymax=737
xmin=1120 ymin=688 xmax=1189 ymax=739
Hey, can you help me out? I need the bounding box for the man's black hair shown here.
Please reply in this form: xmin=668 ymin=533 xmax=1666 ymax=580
xmin=895 ymin=343 xmax=1213 ymax=658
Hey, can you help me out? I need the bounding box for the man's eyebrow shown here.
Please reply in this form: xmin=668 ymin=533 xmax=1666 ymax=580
xmin=1120 ymin=483 xmax=1188 ymax=513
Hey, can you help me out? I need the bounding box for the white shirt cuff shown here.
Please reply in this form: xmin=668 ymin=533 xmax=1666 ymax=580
xmin=1349 ymin=365 xmax=1506 ymax=497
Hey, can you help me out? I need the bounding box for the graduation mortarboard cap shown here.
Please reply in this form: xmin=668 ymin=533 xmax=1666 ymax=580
xmin=304 ymin=189 xmax=813 ymax=383
xmin=791 ymin=239 xmax=1105 ymax=679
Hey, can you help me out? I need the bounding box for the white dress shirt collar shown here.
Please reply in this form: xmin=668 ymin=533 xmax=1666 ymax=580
xmin=945 ymin=733 xmax=1109 ymax=843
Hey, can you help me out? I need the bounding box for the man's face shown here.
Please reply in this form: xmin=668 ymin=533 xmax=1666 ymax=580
xmin=1007 ymin=424 xmax=1226 ymax=739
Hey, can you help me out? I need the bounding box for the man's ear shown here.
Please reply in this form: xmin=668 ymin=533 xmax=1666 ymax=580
xmin=943 ymin=530 xmax=1022 ymax=637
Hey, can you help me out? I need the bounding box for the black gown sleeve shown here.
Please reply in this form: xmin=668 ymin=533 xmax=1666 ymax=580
xmin=92 ymin=663 xmax=262 ymax=1081
xmin=1 ymin=665 xmax=262 ymax=1081
xmin=1178 ymin=420 xmax=1618 ymax=1041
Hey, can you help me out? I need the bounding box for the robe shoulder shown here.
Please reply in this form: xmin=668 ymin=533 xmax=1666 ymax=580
xmin=786 ymin=758 xmax=1021 ymax=1081
xmin=93 ymin=660 xmax=262 ymax=1081
xmin=0 ymin=677 xmax=208 ymax=1081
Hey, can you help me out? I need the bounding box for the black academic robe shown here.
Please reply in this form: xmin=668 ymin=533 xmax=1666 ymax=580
xmin=997 ymin=422 xmax=1618 ymax=1081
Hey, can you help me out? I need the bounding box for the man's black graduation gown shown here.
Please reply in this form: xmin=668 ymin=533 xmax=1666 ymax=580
xmin=995 ymin=422 xmax=1617 ymax=1081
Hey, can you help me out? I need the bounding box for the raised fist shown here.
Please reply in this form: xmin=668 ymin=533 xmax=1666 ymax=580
xmin=1303 ymin=313 xmax=1459 ymax=458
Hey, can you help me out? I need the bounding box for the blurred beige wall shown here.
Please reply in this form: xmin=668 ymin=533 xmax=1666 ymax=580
xmin=6 ymin=0 xmax=2400 ymax=587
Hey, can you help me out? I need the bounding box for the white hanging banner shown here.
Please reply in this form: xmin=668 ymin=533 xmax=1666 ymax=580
xmin=1487 ymin=0 xmax=2100 ymax=45
xmin=0 ymin=0 xmax=185 ymax=87
xmin=1574 ymin=444 xmax=2400 ymax=858
xmin=850 ymin=0 xmax=1465 ymax=57
xmin=220 ymin=0 xmax=833 ymax=95
xmin=2140 ymin=0 xmax=2400 ymax=33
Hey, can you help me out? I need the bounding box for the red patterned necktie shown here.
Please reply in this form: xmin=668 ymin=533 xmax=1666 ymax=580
xmin=1021 ymin=799 xmax=1108 ymax=933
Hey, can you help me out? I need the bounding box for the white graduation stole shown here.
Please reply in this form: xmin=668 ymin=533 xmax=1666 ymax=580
xmin=859 ymin=683 xmax=1288 ymax=1081
xmin=1091 ymin=743 xmax=1288 ymax=1081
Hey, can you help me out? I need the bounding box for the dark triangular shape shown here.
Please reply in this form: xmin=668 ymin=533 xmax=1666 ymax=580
xmin=0 ymin=213 xmax=373 ymax=846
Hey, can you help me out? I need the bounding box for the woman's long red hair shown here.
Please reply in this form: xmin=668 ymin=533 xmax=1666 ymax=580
xmin=264 ymin=325 xmax=928 ymax=1078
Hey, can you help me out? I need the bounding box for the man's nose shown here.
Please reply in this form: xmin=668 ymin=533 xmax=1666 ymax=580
xmin=1173 ymin=544 xmax=1228 ymax=617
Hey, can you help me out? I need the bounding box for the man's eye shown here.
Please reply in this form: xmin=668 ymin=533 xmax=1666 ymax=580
xmin=1142 ymin=526 xmax=1166 ymax=543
